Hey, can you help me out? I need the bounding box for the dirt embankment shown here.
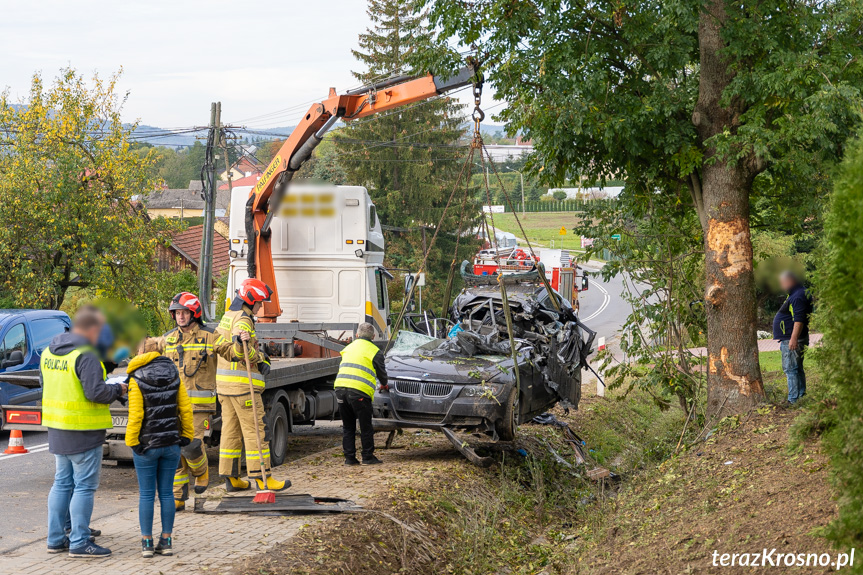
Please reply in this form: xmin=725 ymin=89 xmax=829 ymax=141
xmin=233 ymin=395 xmax=837 ymax=575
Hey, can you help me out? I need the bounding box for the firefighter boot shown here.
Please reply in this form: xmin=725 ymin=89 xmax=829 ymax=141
xmin=195 ymin=467 xmax=209 ymax=494
xmin=175 ymin=500 xmax=185 ymax=512
xmin=255 ymin=476 xmax=292 ymax=492
xmin=224 ymin=476 xmax=251 ymax=492
xmin=182 ymin=438 xmax=209 ymax=494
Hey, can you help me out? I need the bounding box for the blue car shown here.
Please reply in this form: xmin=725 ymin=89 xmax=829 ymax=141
xmin=0 ymin=310 xmax=71 ymax=427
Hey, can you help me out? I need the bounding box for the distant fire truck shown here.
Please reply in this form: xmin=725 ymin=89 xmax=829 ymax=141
xmin=473 ymin=248 xmax=589 ymax=308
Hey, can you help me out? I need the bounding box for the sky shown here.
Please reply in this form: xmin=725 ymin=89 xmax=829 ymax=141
xmin=0 ymin=0 xmax=486 ymax=130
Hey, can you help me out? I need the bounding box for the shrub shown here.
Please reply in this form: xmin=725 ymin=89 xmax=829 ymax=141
xmin=817 ymin=137 xmax=863 ymax=552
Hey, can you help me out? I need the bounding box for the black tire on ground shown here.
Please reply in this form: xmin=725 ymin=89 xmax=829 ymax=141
xmin=495 ymin=388 xmax=518 ymax=442
xmin=268 ymin=401 xmax=289 ymax=467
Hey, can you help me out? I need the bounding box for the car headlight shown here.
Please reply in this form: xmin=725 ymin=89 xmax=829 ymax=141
xmin=461 ymin=383 xmax=504 ymax=397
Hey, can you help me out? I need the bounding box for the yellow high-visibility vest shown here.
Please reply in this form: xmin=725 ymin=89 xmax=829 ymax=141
xmin=41 ymin=347 xmax=111 ymax=431
xmin=334 ymin=338 xmax=380 ymax=399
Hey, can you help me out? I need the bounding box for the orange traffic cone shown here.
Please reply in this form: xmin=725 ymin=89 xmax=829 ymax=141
xmin=4 ymin=429 xmax=28 ymax=454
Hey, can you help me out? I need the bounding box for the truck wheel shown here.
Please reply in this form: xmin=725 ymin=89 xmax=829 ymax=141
xmin=268 ymin=401 xmax=289 ymax=467
xmin=495 ymin=388 xmax=518 ymax=442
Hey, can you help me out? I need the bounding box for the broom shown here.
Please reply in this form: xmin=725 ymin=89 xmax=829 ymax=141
xmin=242 ymin=339 xmax=276 ymax=504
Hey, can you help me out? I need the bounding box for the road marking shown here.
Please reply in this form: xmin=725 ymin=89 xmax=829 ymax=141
xmin=581 ymin=280 xmax=611 ymax=322
xmin=0 ymin=443 xmax=50 ymax=462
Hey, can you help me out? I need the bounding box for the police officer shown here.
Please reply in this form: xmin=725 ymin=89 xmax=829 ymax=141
xmin=334 ymin=322 xmax=387 ymax=465
xmin=215 ymin=278 xmax=289 ymax=492
xmin=142 ymin=292 xmax=233 ymax=510
xmin=44 ymin=306 xmax=126 ymax=558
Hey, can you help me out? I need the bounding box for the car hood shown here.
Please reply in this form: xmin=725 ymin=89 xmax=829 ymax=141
xmin=385 ymin=353 xmax=516 ymax=385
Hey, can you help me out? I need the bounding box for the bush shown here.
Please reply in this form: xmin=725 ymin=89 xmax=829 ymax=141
xmin=817 ymin=137 xmax=863 ymax=553
xmin=551 ymin=190 xmax=567 ymax=201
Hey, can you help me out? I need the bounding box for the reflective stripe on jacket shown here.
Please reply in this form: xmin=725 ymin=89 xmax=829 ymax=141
xmin=334 ymin=338 xmax=381 ymax=399
xmin=215 ymin=306 xmax=265 ymax=395
xmin=156 ymin=323 xmax=232 ymax=412
xmin=41 ymin=347 xmax=111 ymax=431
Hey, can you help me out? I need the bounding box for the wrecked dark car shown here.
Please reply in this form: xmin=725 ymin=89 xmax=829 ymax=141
xmin=373 ymin=266 xmax=596 ymax=441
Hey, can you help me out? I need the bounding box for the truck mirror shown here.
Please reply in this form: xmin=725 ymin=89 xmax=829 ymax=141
xmin=581 ymin=275 xmax=589 ymax=291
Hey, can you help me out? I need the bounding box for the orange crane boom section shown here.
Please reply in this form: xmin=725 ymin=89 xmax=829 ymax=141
xmin=245 ymin=67 xmax=477 ymax=321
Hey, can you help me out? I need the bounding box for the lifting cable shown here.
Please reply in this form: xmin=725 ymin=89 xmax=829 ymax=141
xmin=468 ymin=80 xmax=522 ymax=401
xmin=384 ymin=125 xmax=479 ymax=352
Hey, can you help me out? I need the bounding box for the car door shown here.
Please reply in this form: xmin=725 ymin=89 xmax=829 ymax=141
xmin=0 ymin=322 xmax=34 ymax=407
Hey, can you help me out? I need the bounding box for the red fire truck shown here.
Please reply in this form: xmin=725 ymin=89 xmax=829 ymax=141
xmin=473 ymin=248 xmax=588 ymax=308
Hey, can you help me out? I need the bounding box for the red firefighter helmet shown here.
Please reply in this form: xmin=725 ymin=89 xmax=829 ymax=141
xmin=238 ymin=278 xmax=273 ymax=306
xmin=169 ymin=292 xmax=203 ymax=321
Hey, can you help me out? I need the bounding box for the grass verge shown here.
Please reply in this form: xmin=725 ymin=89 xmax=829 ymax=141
xmin=238 ymin=389 xmax=684 ymax=575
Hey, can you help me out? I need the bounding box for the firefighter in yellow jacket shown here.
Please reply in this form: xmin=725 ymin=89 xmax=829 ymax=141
xmin=215 ymin=278 xmax=289 ymax=492
xmin=142 ymin=292 xmax=233 ymax=510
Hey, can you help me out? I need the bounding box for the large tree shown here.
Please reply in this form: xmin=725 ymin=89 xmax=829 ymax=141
xmin=334 ymin=0 xmax=467 ymax=229
xmin=422 ymin=0 xmax=863 ymax=414
xmin=0 ymin=69 xmax=177 ymax=309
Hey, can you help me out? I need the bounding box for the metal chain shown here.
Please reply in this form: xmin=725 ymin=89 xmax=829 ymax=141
xmin=471 ymin=78 xmax=485 ymax=149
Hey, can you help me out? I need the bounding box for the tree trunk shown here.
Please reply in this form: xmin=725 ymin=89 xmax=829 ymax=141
xmin=701 ymin=162 xmax=765 ymax=415
xmin=694 ymin=0 xmax=766 ymax=416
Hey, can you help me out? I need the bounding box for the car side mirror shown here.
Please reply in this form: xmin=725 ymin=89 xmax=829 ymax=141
xmin=2 ymin=350 xmax=24 ymax=369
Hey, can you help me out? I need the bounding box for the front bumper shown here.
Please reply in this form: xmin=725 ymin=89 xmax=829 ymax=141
xmin=372 ymin=379 xmax=512 ymax=433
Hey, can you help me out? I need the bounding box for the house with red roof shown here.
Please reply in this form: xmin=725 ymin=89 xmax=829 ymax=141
xmin=220 ymin=154 xmax=264 ymax=182
xmin=155 ymin=224 xmax=230 ymax=285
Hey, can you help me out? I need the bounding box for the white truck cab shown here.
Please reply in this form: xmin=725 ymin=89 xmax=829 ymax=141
xmin=226 ymin=183 xmax=390 ymax=337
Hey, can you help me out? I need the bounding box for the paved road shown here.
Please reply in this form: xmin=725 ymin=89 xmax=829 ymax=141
xmin=576 ymin=264 xmax=630 ymax=342
xmin=0 ymin=422 xmax=342 ymax=554
xmin=0 ymin=430 xmax=139 ymax=553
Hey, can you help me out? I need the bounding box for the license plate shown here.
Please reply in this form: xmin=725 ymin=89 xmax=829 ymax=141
xmin=112 ymin=416 xmax=128 ymax=428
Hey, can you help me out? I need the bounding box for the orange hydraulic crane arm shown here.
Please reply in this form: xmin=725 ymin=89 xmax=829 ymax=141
xmin=245 ymin=66 xmax=478 ymax=321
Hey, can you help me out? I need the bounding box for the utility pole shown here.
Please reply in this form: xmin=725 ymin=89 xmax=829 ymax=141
xmin=220 ymin=128 xmax=233 ymax=218
xmin=199 ymin=102 xmax=219 ymax=321
xmin=519 ymin=171 xmax=525 ymax=214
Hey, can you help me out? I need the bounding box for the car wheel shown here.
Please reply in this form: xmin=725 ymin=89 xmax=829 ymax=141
xmin=495 ymin=388 xmax=518 ymax=441
xmin=267 ymin=401 xmax=289 ymax=467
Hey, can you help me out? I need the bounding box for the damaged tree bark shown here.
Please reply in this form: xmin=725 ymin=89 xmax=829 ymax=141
xmin=693 ymin=0 xmax=766 ymax=416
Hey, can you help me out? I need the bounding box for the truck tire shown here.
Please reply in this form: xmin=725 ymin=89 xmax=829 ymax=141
xmin=495 ymin=388 xmax=518 ymax=442
xmin=268 ymin=401 xmax=289 ymax=467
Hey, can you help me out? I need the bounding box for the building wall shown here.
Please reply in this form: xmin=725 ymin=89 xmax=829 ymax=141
xmin=147 ymin=207 xmax=206 ymax=219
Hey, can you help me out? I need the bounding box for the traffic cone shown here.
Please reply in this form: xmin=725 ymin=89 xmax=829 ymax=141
xmin=4 ymin=429 xmax=28 ymax=454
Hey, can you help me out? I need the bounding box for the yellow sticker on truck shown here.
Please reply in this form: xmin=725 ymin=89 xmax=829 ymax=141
xmin=254 ymin=154 xmax=283 ymax=195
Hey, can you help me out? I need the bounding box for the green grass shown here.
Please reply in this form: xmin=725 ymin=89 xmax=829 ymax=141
xmin=759 ymin=349 xmax=782 ymax=373
xmin=490 ymin=212 xmax=588 ymax=251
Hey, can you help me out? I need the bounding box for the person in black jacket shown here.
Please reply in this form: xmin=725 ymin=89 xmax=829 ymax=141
xmin=125 ymin=351 xmax=194 ymax=558
xmin=773 ymin=271 xmax=813 ymax=404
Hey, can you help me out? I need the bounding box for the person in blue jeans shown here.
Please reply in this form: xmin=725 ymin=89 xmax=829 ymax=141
xmin=773 ymin=271 xmax=813 ymax=404
xmin=43 ymin=306 xmax=127 ymax=558
xmin=125 ymin=351 xmax=194 ymax=558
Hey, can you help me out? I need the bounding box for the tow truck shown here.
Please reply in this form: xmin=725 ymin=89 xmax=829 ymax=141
xmin=1 ymin=66 xmax=479 ymax=464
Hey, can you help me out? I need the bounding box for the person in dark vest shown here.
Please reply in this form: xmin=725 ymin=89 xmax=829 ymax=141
xmin=43 ymin=305 xmax=126 ymax=558
xmin=773 ymin=270 xmax=813 ymax=404
xmin=125 ymin=351 xmax=194 ymax=558
xmin=334 ymin=322 xmax=388 ymax=465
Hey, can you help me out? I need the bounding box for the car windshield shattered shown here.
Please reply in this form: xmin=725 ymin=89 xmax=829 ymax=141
xmin=374 ymin=265 xmax=596 ymax=441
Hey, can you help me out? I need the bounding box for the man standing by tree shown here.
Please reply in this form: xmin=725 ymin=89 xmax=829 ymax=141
xmin=773 ymin=271 xmax=812 ymax=405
